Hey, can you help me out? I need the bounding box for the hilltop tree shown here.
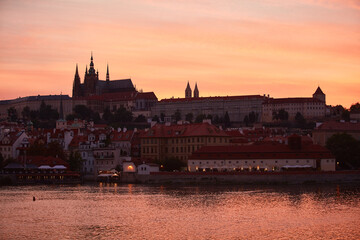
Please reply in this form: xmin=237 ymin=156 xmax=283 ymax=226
xmin=195 ymin=114 xmax=206 ymax=123
xmin=173 ymin=109 xmax=182 ymax=122
xmin=350 ymin=102 xmax=360 ymax=113
xmin=113 ymin=107 xmax=133 ymax=123
xmin=185 ymin=113 xmax=194 ymax=123
xmin=326 ymin=133 xmax=360 ymax=170
xmin=7 ymin=107 xmax=18 ymax=122
xmin=21 ymin=106 xmax=31 ymax=121
xmin=224 ymin=111 xmax=231 ymax=128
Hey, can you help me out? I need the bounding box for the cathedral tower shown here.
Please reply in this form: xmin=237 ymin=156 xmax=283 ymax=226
xmin=185 ymin=81 xmax=192 ymax=98
xmin=72 ymin=64 xmax=81 ymax=97
xmin=193 ymin=82 xmax=199 ymax=98
xmin=84 ymin=52 xmax=99 ymax=96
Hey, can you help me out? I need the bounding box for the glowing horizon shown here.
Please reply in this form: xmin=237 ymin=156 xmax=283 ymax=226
xmin=0 ymin=0 xmax=359 ymax=108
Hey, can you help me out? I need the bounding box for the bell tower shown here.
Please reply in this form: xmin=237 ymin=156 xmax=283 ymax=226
xmin=185 ymin=81 xmax=192 ymax=98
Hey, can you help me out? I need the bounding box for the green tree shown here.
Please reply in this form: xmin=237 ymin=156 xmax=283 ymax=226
xmin=7 ymin=107 xmax=18 ymax=122
xmin=244 ymin=115 xmax=249 ymax=126
xmin=157 ymin=157 xmax=187 ymax=171
xmin=160 ymin=113 xmax=165 ymax=122
xmin=224 ymin=111 xmax=231 ymax=128
xmin=350 ymin=102 xmax=360 ymax=113
xmin=185 ymin=113 xmax=194 ymax=123
xmin=113 ymin=107 xmax=133 ymax=122
xmin=195 ymin=114 xmax=206 ymax=123
xmin=67 ymin=151 xmax=83 ymax=172
xmin=341 ymin=109 xmax=350 ymax=122
xmin=278 ymin=109 xmax=289 ymax=121
xmin=102 ymin=107 xmax=113 ymax=122
xmin=134 ymin=114 xmax=147 ymax=122
xmin=66 ymin=114 xmax=75 ymax=121
xmin=152 ymin=115 xmax=160 ymax=122
xmin=173 ymin=109 xmax=182 ymax=122
xmin=74 ymin=105 xmax=92 ymax=120
xmin=326 ymin=133 xmax=360 ymax=169
xmin=47 ymin=141 xmax=67 ymax=160
xmin=21 ymin=106 xmax=31 ymax=120
xmin=295 ymin=112 xmax=306 ymax=128
xmin=248 ymin=111 xmax=258 ymax=124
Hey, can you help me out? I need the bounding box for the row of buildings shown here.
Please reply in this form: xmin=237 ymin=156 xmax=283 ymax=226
xmin=0 ymin=54 xmax=329 ymax=124
xmin=4 ymin=118 xmax=358 ymax=176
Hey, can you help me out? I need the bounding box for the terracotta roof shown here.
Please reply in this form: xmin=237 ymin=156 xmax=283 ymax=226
xmin=315 ymin=121 xmax=360 ymax=131
xmin=141 ymin=123 xmax=229 ymax=138
xmin=190 ymin=142 xmax=333 ymax=160
xmin=110 ymin=130 xmax=134 ymax=142
xmin=160 ymin=95 xmax=264 ymax=103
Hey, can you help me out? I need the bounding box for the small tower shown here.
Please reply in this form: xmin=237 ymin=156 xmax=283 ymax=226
xmin=72 ymin=64 xmax=81 ymax=97
xmin=313 ymin=86 xmax=326 ymax=103
xmin=193 ymin=82 xmax=199 ymax=98
xmin=185 ymin=81 xmax=192 ymax=98
xmin=106 ymin=64 xmax=110 ymax=82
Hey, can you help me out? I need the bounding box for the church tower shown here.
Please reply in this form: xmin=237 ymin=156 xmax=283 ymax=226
xmin=84 ymin=52 xmax=99 ymax=96
xmin=72 ymin=64 xmax=81 ymax=97
xmin=185 ymin=81 xmax=192 ymax=98
xmin=193 ymin=82 xmax=199 ymax=98
xmin=106 ymin=64 xmax=110 ymax=82
xmin=313 ymin=86 xmax=326 ymax=103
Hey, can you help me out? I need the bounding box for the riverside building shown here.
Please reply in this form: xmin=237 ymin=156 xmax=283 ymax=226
xmin=188 ymin=135 xmax=335 ymax=172
xmin=140 ymin=122 xmax=231 ymax=162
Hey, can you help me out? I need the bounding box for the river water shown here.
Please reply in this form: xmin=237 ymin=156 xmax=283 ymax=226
xmin=1 ymin=183 xmax=359 ymax=240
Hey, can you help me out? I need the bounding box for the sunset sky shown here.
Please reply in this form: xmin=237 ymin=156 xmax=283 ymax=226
xmin=0 ymin=0 xmax=359 ymax=107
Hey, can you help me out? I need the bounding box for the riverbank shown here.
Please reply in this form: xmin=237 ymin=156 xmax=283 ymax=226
xmin=123 ymin=170 xmax=360 ymax=184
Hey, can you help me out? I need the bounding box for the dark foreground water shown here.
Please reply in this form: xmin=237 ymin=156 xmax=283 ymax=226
xmin=1 ymin=183 xmax=359 ymax=240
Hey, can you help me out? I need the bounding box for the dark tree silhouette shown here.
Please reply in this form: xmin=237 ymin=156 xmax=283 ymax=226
xmin=326 ymin=133 xmax=360 ymax=169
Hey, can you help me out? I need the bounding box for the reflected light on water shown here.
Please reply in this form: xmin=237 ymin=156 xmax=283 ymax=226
xmin=0 ymin=184 xmax=359 ymax=239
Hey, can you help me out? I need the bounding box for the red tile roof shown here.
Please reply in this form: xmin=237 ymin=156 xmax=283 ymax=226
xmin=110 ymin=130 xmax=134 ymax=141
xmin=190 ymin=142 xmax=333 ymax=160
xmin=315 ymin=121 xmax=360 ymax=131
xmin=141 ymin=123 xmax=229 ymax=138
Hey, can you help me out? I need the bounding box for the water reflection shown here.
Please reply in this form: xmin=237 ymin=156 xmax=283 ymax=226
xmin=0 ymin=183 xmax=359 ymax=240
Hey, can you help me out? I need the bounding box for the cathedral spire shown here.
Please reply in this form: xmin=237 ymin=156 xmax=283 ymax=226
xmin=194 ymin=82 xmax=199 ymax=98
xmin=106 ymin=63 xmax=110 ymax=82
xmin=90 ymin=53 xmax=94 ymax=68
xmin=185 ymin=81 xmax=192 ymax=98
xmin=73 ymin=64 xmax=81 ymax=98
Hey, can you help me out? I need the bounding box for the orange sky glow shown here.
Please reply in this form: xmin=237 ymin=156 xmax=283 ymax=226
xmin=0 ymin=0 xmax=359 ymax=107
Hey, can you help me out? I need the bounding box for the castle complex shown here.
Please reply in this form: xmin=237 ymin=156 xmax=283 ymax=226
xmin=72 ymin=53 xmax=135 ymax=98
xmin=0 ymin=54 xmax=328 ymax=124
